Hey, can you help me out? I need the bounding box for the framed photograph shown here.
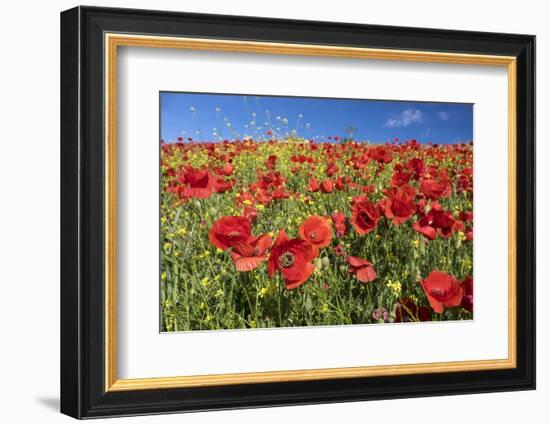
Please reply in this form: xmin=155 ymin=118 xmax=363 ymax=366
xmin=60 ymin=6 xmax=536 ymax=419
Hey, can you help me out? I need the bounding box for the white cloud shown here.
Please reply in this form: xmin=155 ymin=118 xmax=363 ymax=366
xmin=438 ymin=111 xmax=449 ymax=121
xmin=384 ymin=109 xmax=423 ymax=128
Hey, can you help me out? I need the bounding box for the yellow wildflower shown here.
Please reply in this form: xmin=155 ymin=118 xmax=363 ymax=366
xmin=386 ymin=279 xmax=402 ymax=297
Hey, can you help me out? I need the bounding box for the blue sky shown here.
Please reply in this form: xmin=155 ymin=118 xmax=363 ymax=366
xmin=160 ymin=92 xmax=473 ymax=144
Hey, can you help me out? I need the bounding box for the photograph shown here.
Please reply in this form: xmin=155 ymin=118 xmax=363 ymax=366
xmin=57 ymin=5 xmax=536 ymax=419
xmin=159 ymin=92 xmax=474 ymax=331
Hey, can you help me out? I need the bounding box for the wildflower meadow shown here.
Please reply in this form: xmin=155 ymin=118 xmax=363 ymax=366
xmin=160 ymin=94 xmax=474 ymax=332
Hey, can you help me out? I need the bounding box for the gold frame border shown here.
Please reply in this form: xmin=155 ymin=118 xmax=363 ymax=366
xmin=104 ymin=33 xmax=517 ymax=392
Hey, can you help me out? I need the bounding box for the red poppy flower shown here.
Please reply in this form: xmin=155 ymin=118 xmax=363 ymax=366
xmin=271 ymin=188 xmax=290 ymax=200
xmin=320 ymin=180 xmax=333 ymax=193
xmin=333 ymin=176 xmax=342 ymax=190
xmin=361 ymin=184 xmax=376 ymax=194
xmin=457 ymin=173 xmax=473 ymax=193
xmin=370 ymin=146 xmax=392 ymax=163
xmin=221 ymin=162 xmax=234 ymax=176
xmin=208 ymin=216 xmax=252 ymax=250
xmin=267 ymin=230 xmax=316 ymax=289
xmin=265 ymin=155 xmax=277 ymax=170
xmin=420 ymin=270 xmax=463 ymax=313
xmin=384 ymin=186 xmax=417 ymax=225
xmin=432 ymin=210 xmax=455 ymax=237
xmin=242 ymin=206 xmax=258 ymax=223
xmin=210 ymin=176 xmax=234 ymax=193
xmin=331 ymin=211 xmax=347 ymax=237
xmin=308 ymin=178 xmax=320 ymax=192
xmin=178 ymin=166 xmax=213 ymax=199
xmin=460 ymin=211 xmax=474 ymax=222
xmin=230 ymin=234 xmax=273 ymax=271
xmin=347 ymin=256 xmax=377 ymax=283
xmin=392 ymin=164 xmax=412 ymax=187
xmin=452 ymin=219 xmax=465 ymax=233
xmin=413 ymin=208 xmax=455 ymax=240
xmin=412 ymin=217 xmax=437 ymax=240
xmin=351 ymin=196 xmax=381 ymax=234
xmin=407 ymin=157 xmax=424 ymax=179
xmin=420 ymin=176 xmax=451 ymax=200
xmin=326 ymin=162 xmax=339 ymax=177
xmin=460 ymin=275 xmax=473 ymax=312
xmin=394 ymin=298 xmax=431 ymax=322
xmin=298 ymin=216 xmax=332 ymax=254
xmin=254 ymin=170 xmax=285 ymax=190
xmin=253 ymin=189 xmax=271 ymax=205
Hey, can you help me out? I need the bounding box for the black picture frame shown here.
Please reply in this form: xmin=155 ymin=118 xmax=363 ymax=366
xmin=61 ymin=5 xmax=536 ymax=419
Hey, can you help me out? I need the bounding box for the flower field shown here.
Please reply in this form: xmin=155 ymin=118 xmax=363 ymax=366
xmin=160 ymin=137 xmax=473 ymax=331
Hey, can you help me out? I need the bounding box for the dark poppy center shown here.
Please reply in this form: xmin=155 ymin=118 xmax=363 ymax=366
xmin=279 ymin=252 xmax=295 ymax=268
xmin=309 ymin=232 xmax=317 ymax=240
xmin=253 ymin=248 xmax=260 ymax=256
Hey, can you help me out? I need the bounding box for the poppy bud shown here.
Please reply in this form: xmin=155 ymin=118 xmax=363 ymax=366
xmin=314 ymin=258 xmax=323 ymax=270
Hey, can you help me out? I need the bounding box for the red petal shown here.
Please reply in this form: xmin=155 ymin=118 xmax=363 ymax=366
xmin=267 ymin=254 xmax=277 ymax=277
xmin=413 ymin=221 xmax=437 ymax=240
xmin=425 ymin=293 xmax=444 ymax=313
xmin=274 ymin=229 xmax=289 ymax=246
xmin=183 ymin=187 xmax=212 ymax=199
xmin=443 ymin=286 xmax=464 ymax=308
xmin=232 ymin=242 xmax=255 ymax=257
xmin=347 ymin=256 xmax=372 ymax=267
xmin=254 ymin=234 xmax=273 ymax=254
xmin=356 ymin=266 xmax=377 ymax=283
xmin=208 ymin=228 xmax=227 ymax=250
xmin=284 ymin=262 xmax=315 ymax=289
xmin=289 ymin=239 xmax=316 ymax=261
xmin=232 ymin=255 xmax=268 ymax=272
